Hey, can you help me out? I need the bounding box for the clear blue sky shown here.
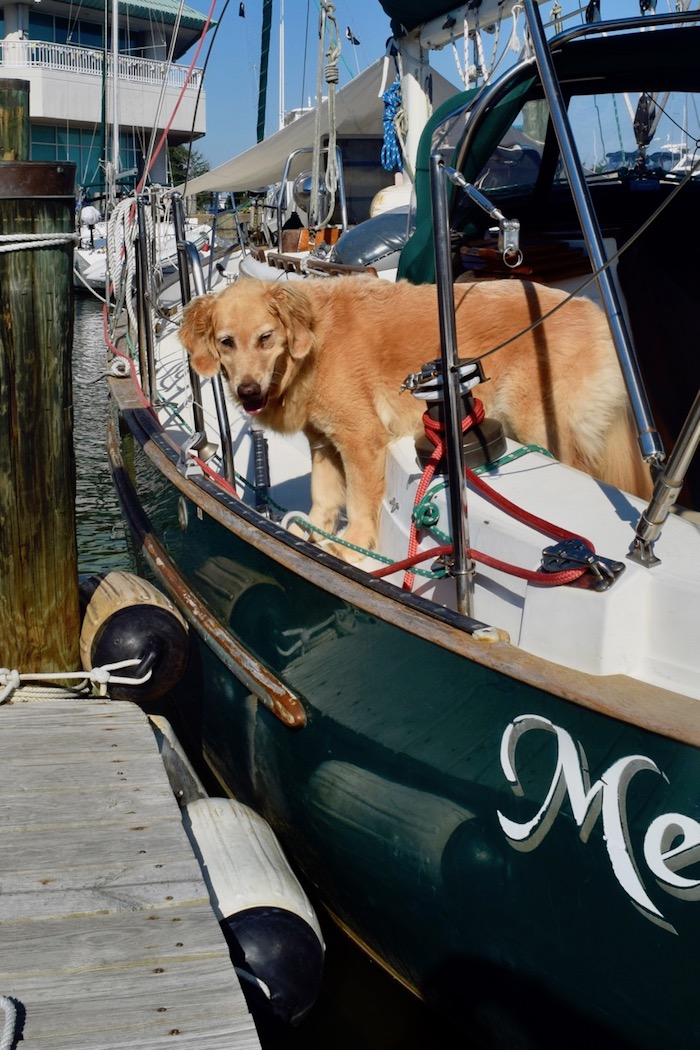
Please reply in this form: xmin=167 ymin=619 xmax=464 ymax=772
xmin=183 ymin=0 xmax=642 ymax=171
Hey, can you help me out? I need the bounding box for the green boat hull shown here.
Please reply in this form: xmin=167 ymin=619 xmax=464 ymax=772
xmin=109 ymin=400 xmax=700 ymax=1047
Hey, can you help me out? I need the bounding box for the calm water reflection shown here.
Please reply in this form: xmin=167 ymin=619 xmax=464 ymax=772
xmin=72 ymin=295 xmax=136 ymax=578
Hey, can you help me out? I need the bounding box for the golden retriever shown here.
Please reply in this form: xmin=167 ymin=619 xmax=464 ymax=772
xmin=179 ymin=275 xmax=651 ymax=560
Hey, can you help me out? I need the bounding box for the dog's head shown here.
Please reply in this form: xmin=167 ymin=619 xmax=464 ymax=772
xmin=179 ymin=279 xmax=316 ymax=415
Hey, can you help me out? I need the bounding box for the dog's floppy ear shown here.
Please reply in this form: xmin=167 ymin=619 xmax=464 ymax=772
xmin=179 ymin=295 xmax=221 ymax=376
xmin=268 ymin=284 xmax=316 ymax=360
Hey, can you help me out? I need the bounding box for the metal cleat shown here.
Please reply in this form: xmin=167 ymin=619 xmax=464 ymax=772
xmin=540 ymin=538 xmax=626 ymax=591
xmin=177 ymin=432 xmax=207 ymax=478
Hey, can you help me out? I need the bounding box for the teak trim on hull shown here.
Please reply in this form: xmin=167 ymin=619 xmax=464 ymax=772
xmin=107 ymin=416 xmax=307 ymax=727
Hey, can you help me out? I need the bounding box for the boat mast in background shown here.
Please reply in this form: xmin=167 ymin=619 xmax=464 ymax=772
xmin=107 ymin=0 xmax=120 ymax=212
xmin=279 ymin=0 xmax=285 ymax=131
xmin=257 ymin=0 xmax=273 ymax=141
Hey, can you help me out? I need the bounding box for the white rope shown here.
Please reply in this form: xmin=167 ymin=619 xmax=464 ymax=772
xmin=0 ymin=995 xmax=18 ymax=1050
xmin=0 ymin=232 xmax=78 ymax=253
xmin=310 ymin=1 xmax=340 ymax=228
xmin=107 ymin=196 xmax=156 ymax=333
xmin=0 ymin=659 xmax=153 ymax=703
xmin=0 ymin=670 xmax=20 ymax=705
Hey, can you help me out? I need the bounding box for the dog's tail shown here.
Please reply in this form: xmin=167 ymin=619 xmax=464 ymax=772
xmin=596 ymin=407 xmax=653 ymax=500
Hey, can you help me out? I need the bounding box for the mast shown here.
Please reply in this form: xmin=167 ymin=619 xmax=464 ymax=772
xmin=257 ymin=0 xmax=272 ymax=141
xmin=107 ymin=0 xmax=120 ymax=210
xmin=279 ymin=0 xmax=285 ymax=130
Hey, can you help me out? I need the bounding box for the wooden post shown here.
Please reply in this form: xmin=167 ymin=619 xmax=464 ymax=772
xmin=0 ymin=80 xmax=30 ymax=161
xmin=0 ymin=160 xmax=80 ymax=672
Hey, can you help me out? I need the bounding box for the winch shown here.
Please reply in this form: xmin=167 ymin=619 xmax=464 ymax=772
xmin=402 ymin=356 xmax=507 ymax=470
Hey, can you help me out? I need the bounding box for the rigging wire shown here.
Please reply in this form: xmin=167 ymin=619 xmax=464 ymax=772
xmin=181 ymin=0 xmax=232 ymax=193
xmin=140 ymin=0 xmax=187 ymax=184
xmin=300 ymin=0 xmax=311 ymax=112
xmin=138 ymin=0 xmax=217 ymax=192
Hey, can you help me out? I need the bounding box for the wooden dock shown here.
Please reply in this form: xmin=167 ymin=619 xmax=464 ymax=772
xmin=0 ymin=692 xmax=262 ymax=1050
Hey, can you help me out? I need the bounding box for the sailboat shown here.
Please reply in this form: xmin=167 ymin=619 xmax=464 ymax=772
xmin=98 ymin=0 xmax=700 ymax=1043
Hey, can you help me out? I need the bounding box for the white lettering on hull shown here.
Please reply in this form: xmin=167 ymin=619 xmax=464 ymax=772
xmin=497 ymin=714 xmax=700 ymax=933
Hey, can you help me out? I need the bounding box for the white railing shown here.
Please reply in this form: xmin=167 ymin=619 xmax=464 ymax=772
xmin=0 ymin=39 xmax=203 ymax=91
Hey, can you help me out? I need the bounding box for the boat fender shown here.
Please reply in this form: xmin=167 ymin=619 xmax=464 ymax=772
xmin=79 ymin=572 xmax=189 ymax=703
xmin=183 ymin=797 xmax=324 ymax=1025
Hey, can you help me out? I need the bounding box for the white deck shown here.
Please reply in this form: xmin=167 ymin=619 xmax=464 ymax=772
xmin=0 ymin=693 xmax=261 ymax=1050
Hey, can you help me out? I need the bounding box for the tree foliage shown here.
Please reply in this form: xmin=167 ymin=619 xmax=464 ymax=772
xmin=169 ymin=145 xmax=210 ymax=186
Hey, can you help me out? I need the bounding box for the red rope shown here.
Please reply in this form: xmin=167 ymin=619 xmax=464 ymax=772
xmin=389 ymin=404 xmax=591 ymax=591
xmin=401 ymin=401 xmax=485 ymax=590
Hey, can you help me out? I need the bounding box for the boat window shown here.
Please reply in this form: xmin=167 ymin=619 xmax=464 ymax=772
xmin=465 ymin=89 xmax=700 ymax=196
xmin=552 ymin=90 xmax=700 ymax=184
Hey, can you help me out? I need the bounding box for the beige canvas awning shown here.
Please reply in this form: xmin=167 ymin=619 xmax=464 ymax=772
xmin=181 ymin=57 xmax=458 ymax=195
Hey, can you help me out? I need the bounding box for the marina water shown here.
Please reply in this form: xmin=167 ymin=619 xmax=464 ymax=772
xmin=73 ymin=296 xmax=478 ymax=1049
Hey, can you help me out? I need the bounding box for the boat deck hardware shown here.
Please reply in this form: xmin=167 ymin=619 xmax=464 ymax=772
xmin=541 ymin=539 xmax=626 ymax=591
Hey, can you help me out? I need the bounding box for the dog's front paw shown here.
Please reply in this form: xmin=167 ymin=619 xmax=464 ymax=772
xmin=324 ymin=540 xmax=368 ymax=564
xmin=324 ymin=524 xmax=377 ymax=564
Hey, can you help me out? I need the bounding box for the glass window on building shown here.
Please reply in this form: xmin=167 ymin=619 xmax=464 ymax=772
xmin=30 ymin=123 xmax=141 ymax=195
xmin=28 ymin=11 xmax=105 ymax=48
xmin=28 ymin=12 xmax=55 ymax=43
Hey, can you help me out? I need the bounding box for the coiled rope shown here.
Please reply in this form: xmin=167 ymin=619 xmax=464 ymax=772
xmin=107 ymin=196 xmax=156 ymax=332
xmin=310 ymin=0 xmax=340 ymax=228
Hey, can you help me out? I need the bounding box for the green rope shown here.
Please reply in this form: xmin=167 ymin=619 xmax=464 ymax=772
xmin=284 ymin=515 xmax=447 ymax=577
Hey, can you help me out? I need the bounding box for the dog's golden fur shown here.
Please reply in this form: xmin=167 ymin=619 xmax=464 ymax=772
xmin=179 ymin=275 xmax=651 ymax=560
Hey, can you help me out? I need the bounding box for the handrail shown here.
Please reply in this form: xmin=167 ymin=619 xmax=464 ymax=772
xmin=0 ymin=38 xmax=203 ymax=90
xmin=276 ymin=145 xmax=348 ymax=243
xmin=629 ymin=391 xmax=700 ymax=567
xmin=550 ymin=8 xmax=700 ymax=49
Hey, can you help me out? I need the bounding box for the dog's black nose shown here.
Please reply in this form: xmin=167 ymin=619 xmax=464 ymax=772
xmin=237 ymin=381 xmax=262 ymax=401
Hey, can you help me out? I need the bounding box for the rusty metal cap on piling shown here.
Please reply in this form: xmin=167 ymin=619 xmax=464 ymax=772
xmin=0 ymin=162 xmax=76 ymax=199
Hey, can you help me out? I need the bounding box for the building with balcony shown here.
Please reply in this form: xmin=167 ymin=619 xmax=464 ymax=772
xmin=0 ymin=0 xmax=209 ymax=192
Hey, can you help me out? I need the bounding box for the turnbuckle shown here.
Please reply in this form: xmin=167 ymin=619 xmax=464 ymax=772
xmin=540 ymin=538 xmax=626 ymax=591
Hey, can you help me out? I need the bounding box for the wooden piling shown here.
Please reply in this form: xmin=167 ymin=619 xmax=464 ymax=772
xmin=0 ymin=160 xmax=80 ymax=672
xmin=0 ymin=79 xmax=30 ymax=161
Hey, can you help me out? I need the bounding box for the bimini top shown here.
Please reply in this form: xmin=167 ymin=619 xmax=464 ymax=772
xmin=398 ymin=15 xmax=700 ymax=285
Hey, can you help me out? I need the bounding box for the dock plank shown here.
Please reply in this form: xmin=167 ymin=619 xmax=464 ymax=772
xmin=0 ymin=696 xmax=262 ymax=1049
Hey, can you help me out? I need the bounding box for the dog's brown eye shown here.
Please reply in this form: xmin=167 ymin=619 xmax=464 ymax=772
xmin=259 ymin=331 xmax=272 ymax=347
xmin=219 ymin=335 xmax=235 ymax=349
